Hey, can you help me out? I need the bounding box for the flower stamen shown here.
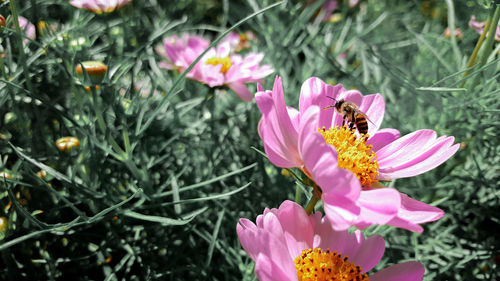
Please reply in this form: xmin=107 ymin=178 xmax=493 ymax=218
xmin=319 ymin=125 xmax=379 ymax=186
xmin=295 ymin=248 xmax=369 ymax=281
xmin=205 ymin=56 xmax=232 ymax=73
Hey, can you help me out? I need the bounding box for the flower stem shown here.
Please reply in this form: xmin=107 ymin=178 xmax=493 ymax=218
xmin=444 ymin=0 xmax=461 ymax=66
xmin=9 ymin=0 xmax=34 ymax=94
xmin=470 ymin=4 xmax=500 ymax=88
xmin=305 ymin=196 xmax=320 ymax=215
xmin=461 ymin=5 xmax=498 ymax=87
xmin=91 ymin=86 xmax=107 ymax=134
xmin=295 ymin=185 xmax=302 ymax=204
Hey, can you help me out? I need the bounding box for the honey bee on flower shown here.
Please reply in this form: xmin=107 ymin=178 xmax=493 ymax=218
xmin=255 ymin=77 xmax=459 ymax=232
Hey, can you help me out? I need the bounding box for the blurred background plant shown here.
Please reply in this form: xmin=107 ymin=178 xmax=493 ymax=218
xmin=0 ymin=0 xmax=498 ymax=280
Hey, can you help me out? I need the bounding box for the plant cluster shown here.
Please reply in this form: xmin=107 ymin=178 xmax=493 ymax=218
xmin=0 ymin=0 xmax=499 ymax=280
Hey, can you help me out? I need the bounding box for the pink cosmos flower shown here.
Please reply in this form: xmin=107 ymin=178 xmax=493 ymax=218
xmin=256 ymin=77 xmax=459 ymax=232
xmin=17 ymin=16 xmax=35 ymax=43
xmin=156 ymin=33 xmax=273 ymax=101
xmin=469 ymin=16 xmax=500 ymax=42
xmin=321 ymin=1 xmax=338 ymax=22
xmin=237 ymin=200 xmax=425 ymax=281
xmin=69 ymin=0 xmax=132 ymax=14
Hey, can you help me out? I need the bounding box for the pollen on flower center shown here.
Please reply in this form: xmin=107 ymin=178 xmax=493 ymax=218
xmin=294 ymin=248 xmax=369 ymax=281
xmin=205 ymin=56 xmax=232 ymax=73
xmin=319 ymin=125 xmax=379 ymax=187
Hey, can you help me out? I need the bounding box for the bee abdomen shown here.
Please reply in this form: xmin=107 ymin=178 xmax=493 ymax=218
xmin=355 ymin=115 xmax=368 ymax=134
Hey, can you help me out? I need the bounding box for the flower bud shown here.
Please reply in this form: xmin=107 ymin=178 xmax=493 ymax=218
xmin=37 ymin=170 xmax=47 ymax=179
xmin=75 ymin=61 xmax=107 ymax=84
xmin=0 ymin=171 xmax=11 ymax=179
xmin=56 ymin=136 xmax=80 ymax=152
xmin=0 ymin=217 xmax=8 ymax=233
xmin=0 ymin=15 xmax=5 ymax=29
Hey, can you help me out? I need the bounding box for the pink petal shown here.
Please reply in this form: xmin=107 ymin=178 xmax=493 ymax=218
xmin=298 ymin=77 xmax=345 ymax=129
xmin=227 ymin=82 xmax=253 ymax=101
xmin=366 ymin=128 xmax=400 ymax=152
xmin=351 ymin=235 xmax=385 ymax=272
xmin=377 ymin=130 xmax=437 ymax=165
xmin=238 ymin=221 xmax=296 ymax=280
xmin=387 ymin=193 xmax=444 ymax=233
xmin=338 ymin=230 xmax=363 ymax=259
xmin=370 ymin=261 xmax=425 ymax=281
xmin=377 ymin=130 xmax=459 ymax=179
xmin=322 ymin=194 xmax=361 ymax=231
xmin=276 ymin=201 xmax=315 ymax=259
xmin=355 ymin=188 xmax=400 ymax=225
xmin=260 ymin=212 xmax=285 ymax=238
xmin=312 ymin=217 xmax=350 ymax=251
xmin=257 ymin=119 xmax=299 ymax=168
xmin=299 ymin=106 xmax=361 ymax=201
xmin=256 ymin=77 xmax=301 ymax=167
xmin=216 ymin=41 xmax=231 ymax=58
xmin=255 ymin=254 xmax=297 ymax=281
xmin=237 ymin=220 xmax=263 ymax=261
xmin=298 ymin=107 xmax=361 ymax=230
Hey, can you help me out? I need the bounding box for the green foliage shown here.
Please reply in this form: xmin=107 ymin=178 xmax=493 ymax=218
xmin=0 ymin=0 xmax=498 ymax=280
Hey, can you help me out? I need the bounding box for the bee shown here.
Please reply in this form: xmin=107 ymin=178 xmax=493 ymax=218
xmin=324 ymin=96 xmax=373 ymax=135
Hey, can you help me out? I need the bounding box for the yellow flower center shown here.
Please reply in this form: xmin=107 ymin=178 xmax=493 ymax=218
xmin=295 ymin=248 xmax=369 ymax=281
xmin=319 ymin=126 xmax=379 ymax=187
xmin=205 ymin=56 xmax=232 ymax=73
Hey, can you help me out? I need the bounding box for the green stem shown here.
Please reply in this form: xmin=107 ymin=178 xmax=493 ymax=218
xmin=461 ymin=6 xmax=496 ymax=87
xmin=91 ymin=86 xmax=107 ymax=134
xmin=305 ymin=196 xmax=320 ymax=215
xmin=445 ymin=0 xmax=461 ymax=67
xmin=295 ymin=185 xmax=302 ymax=204
xmin=124 ymin=159 xmax=145 ymax=181
xmin=9 ymin=0 xmax=34 ymax=94
xmin=471 ymin=4 xmax=500 ymax=88
xmin=122 ymin=128 xmax=131 ymax=156
xmin=0 ymin=55 xmax=6 ymax=79
xmin=90 ymin=86 xmax=125 ymax=156
xmin=208 ymin=87 xmax=217 ymax=172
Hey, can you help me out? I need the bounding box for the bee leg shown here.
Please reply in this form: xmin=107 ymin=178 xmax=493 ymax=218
xmin=349 ymin=112 xmax=356 ymax=130
xmin=342 ymin=115 xmax=346 ymax=126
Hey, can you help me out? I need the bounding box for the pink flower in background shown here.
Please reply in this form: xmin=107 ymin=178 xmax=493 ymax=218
xmin=69 ymin=0 xmax=132 ymax=14
xmin=469 ymin=16 xmax=500 ymax=41
xmin=349 ymin=0 xmax=360 ymax=8
xmin=256 ymin=77 xmax=459 ymax=232
xmin=321 ymin=0 xmax=338 ymax=22
xmin=156 ymin=33 xmax=273 ymax=101
xmin=221 ymin=31 xmax=256 ymax=52
xmin=17 ymin=16 xmax=35 ymax=43
xmin=310 ymin=0 xmax=359 ymax=22
xmin=444 ymin=27 xmax=463 ymax=39
xmin=237 ymin=200 xmax=425 ymax=281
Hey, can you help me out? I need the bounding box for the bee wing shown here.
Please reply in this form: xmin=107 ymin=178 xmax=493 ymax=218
xmin=354 ymin=109 xmax=376 ymax=125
